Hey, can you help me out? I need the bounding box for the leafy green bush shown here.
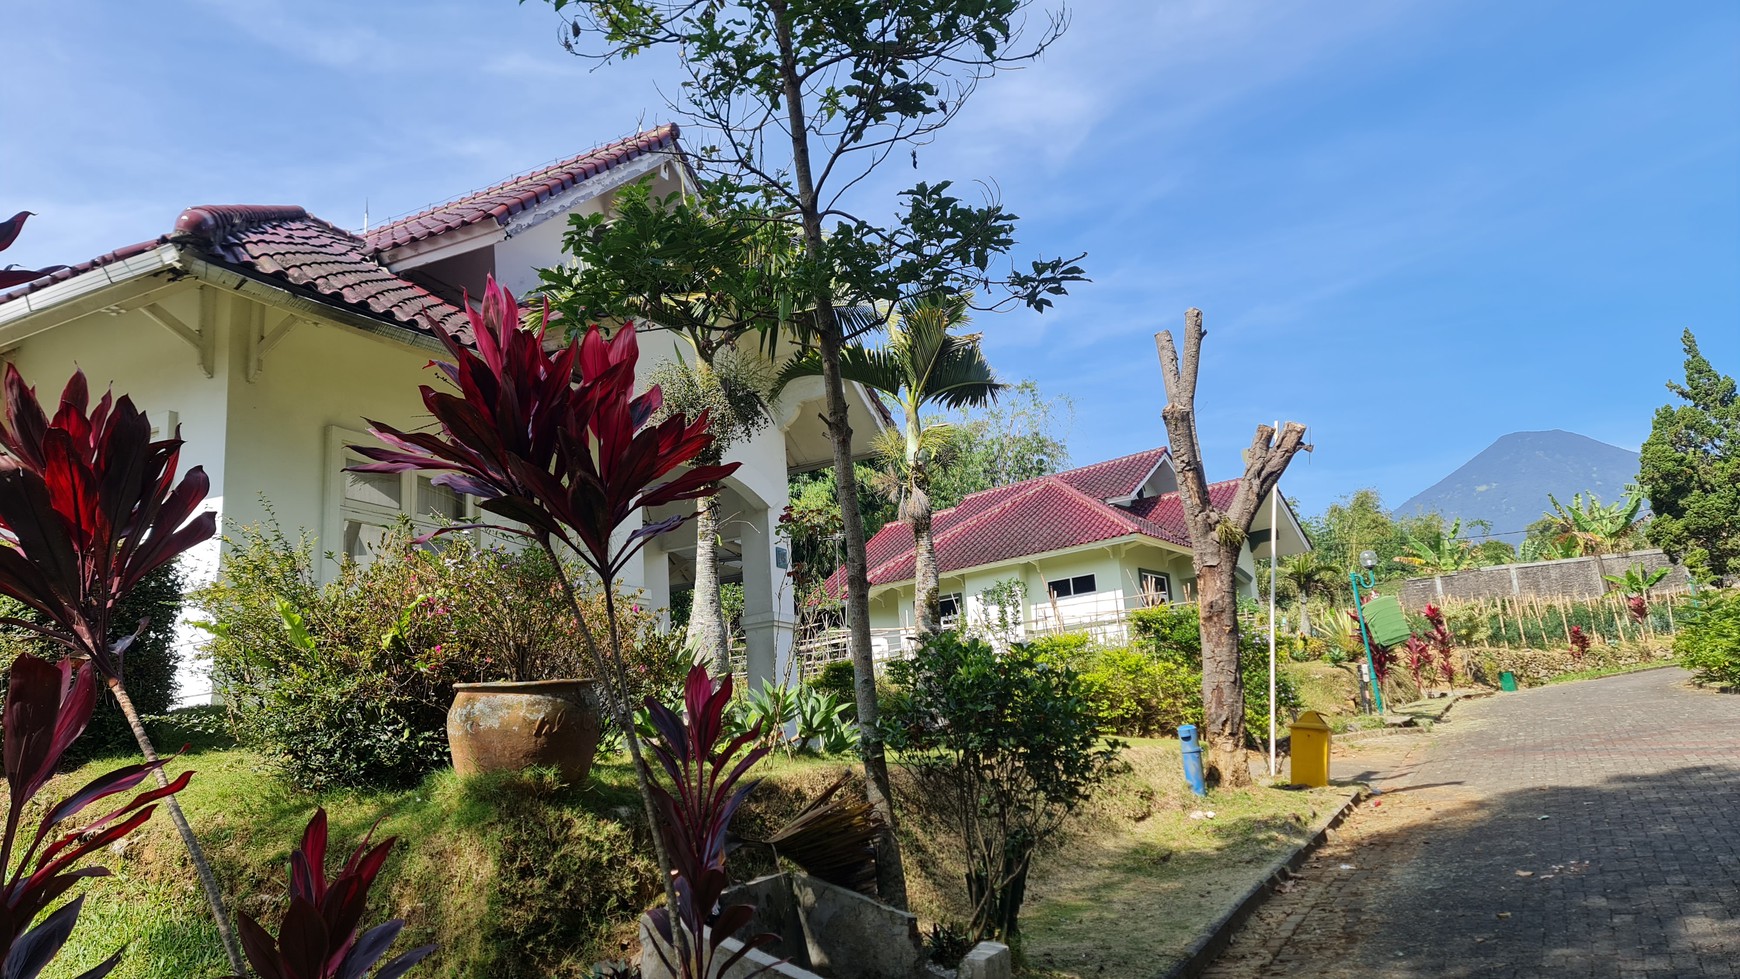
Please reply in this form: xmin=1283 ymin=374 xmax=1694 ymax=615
xmin=883 ymin=632 xmax=1122 ymax=945
xmin=1674 ymin=591 xmax=1740 ymax=689
xmin=807 ymin=658 xmax=858 ymax=702
xmin=196 ymin=520 xmax=672 ymax=789
xmin=0 ymin=563 xmax=185 ymax=761
xmin=1034 ymin=608 xmax=1302 ymax=743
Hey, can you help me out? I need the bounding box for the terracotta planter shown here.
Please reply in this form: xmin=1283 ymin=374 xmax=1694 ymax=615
xmin=447 ymin=679 xmax=604 ymax=784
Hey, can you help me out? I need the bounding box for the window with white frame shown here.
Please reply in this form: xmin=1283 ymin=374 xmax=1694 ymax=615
xmin=328 ymin=427 xmax=476 ymax=565
xmin=1138 ymin=569 xmax=1172 ymax=606
xmin=938 ymin=592 xmax=963 ymax=628
xmin=1046 ymin=574 xmax=1096 ymax=598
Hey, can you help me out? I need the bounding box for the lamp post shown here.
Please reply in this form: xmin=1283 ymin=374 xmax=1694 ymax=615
xmin=1350 ymin=550 xmax=1385 ymax=714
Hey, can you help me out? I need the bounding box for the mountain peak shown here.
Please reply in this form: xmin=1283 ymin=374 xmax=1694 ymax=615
xmin=1398 ymin=431 xmax=1639 ymax=537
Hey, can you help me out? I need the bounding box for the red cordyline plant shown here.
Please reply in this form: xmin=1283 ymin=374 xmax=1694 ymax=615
xmin=0 ymin=366 xmax=244 ymax=972
xmin=1568 ymin=625 xmax=1591 ymax=661
xmin=229 ymin=809 xmax=434 ymax=979
xmin=1422 ymin=603 xmax=1456 ymax=688
xmin=1401 ymin=635 xmax=1434 ymax=694
xmin=1346 ymin=609 xmax=1393 ymax=683
xmin=642 ymin=665 xmax=776 ymax=978
xmin=349 ymin=276 xmax=738 ymax=911
xmin=1626 ymin=594 xmax=1648 ymax=624
xmin=1 ymin=654 xmax=191 ymax=979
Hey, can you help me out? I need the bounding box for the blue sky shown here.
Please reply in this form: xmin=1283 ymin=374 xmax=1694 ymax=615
xmin=4 ymin=0 xmax=1736 ymax=517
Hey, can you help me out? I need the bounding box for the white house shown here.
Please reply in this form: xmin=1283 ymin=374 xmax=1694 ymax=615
xmin=0 ymin=125 xmax=888 ymax=701
xmin=845 ymin=448 xmax=1311 ymax=658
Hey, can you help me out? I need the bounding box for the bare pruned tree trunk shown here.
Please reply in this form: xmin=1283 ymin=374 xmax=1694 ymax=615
xmin=684 ymin=493 xmax=732 ymax=675
xmin=1156 ymin=309 xmax=1311 ymax=788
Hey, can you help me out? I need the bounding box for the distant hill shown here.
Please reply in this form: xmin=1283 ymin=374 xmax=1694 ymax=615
xmin=1397 ymin=431 xmax=1640 ymax=538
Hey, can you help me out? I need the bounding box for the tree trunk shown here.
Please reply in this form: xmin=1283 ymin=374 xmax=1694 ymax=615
xmin=685 ymin=493 xmax=732 ymax=675
xmin=1195 ymin=552 xmax=1249 ymax=786
xmin=1154 ymin=310 xmax=1311 ymax=792
xmin=1297 ymin=599 xmax=1311 ymax=638
xmin=108 ymin=678 xmax=246 ymax=976
xmin=911 ymin=465 xmax=940 ymax=636
xmin=772 ymin=2 xmax=907 ymax=907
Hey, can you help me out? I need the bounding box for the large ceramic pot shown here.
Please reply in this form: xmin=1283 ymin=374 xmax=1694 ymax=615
xmin=447 ymin=679 xmax=604 ymax=784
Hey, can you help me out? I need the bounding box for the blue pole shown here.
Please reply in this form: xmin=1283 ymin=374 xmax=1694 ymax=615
xmin=1178 ymin=723 xmax=1207 ymax=795
xmin=1350 ymin=569 xmax=1386 ymax=714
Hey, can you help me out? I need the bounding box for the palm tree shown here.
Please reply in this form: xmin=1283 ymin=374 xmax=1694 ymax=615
xmin=781 ymin=294 xmax=1004 ymax=635
xmin=1277 ymin=552 xmax=1340 ymax=635
xmin=648 ymin=352 xmax=775 ymax=672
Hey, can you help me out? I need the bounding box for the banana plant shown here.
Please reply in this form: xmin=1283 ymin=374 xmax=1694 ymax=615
xmin=1395 ymin=518 xmax=1479 ymax=574
xmin=1602 ymin=562 xmax=1670 ymax=600
xmin=1541 ymin=491 xmax=1647 ymax=556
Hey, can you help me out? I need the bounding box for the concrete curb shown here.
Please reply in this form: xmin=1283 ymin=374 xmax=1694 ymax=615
xmin=1159 ymin=787 xmax=1365 ymax=979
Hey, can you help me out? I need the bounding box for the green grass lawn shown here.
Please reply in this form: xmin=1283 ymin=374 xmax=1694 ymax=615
xmin=39 ymin=730 xmax=1341 ymax=979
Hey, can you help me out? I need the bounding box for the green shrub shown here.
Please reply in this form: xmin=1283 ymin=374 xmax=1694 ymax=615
xmin=196 ymin=520 xmax=672 ymax=789
xmin=807 ymin=659 xmax=858 ymax=702
xmin=0 ymin=563 xmax=185 ymax=761
xmin=1048 ymin=605 xmax=1305 ymax=744
xmin=1674 ymin=591 xmax=1740 ymax=689
xmin=882 ymin=632 xmax=1123 ymax=945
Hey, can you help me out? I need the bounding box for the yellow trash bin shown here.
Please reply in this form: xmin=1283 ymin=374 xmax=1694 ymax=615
xmin=1289 ymin=710 xmax=1332 ymax=787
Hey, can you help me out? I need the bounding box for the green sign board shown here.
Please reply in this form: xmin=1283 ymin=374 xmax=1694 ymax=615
xmin=1360 ymin=595 xmax=1412 ymax=647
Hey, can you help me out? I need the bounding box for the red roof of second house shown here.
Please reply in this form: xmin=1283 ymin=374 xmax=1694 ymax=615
xmin=831 ymin=449 xmax=1242 ymax=592
xmin=362 ymin=125 xmax=681 ymax=254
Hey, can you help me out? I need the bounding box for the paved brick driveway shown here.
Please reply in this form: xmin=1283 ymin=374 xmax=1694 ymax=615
xmin=1203 ymin=668 xmax=1740 ymax=978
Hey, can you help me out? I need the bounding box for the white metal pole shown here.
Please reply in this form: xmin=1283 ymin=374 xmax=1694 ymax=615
xmin=1268 ymin=422 xmax=1279 ymax=778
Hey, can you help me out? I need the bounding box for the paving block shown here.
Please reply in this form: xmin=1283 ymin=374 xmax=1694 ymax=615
xmin=958 ymin=941 xmax=1011 ymax=979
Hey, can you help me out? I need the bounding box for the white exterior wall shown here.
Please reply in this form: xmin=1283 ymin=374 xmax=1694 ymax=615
xmin=866 ymin=539 xmax=1200 ymax=656
xmin=8 ymin=283 xmax=235 ymax=702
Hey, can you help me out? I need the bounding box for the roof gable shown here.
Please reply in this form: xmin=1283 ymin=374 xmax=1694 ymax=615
xmin=1054 ymin=447 xmax=1168 ymax=500
xmin=362 ymin=125 xmax=681 ymax=255
xmin=174 ymin=205 xmax=471 ymax=341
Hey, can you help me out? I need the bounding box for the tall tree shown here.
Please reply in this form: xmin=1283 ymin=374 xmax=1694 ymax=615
xmin=782 ymin=294 xmax=1003 ymax=634
xmin=929 ymin=379 xmax=1072 ymax=509
xmin=549 ymin=0 xmax=1087 ymax=905
xmin=1639 ymin=330 xmax=1739 ymax=580
xmin=541 ymin=182 xmax=793 ymax=674
xmin=1155 ymin=310 xmax=1309 ymax=788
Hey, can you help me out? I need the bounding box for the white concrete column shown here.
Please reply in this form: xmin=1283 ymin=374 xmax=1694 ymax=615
xmin=641 ymin=537 xmax=672 ymax=631
xmin=738 ymin=503 xmax=795 ymax=687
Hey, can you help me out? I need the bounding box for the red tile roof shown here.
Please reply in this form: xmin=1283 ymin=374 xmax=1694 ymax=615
xmin=173 ymin=205 xmax=471 ymax=340
xmin=362 ymin=125 xmax=681 ymax=254
xmin=830 ymin=449 xmax=1245 ymax=592
xmin=2 ymin=126 xmax=673 ymax=348
xmin=1054 ymin=447 xmax=1169 ymax=499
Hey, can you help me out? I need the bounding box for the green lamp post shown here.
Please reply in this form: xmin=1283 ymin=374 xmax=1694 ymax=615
xmin=1350 ymin=550 xmax=1385 ymax=714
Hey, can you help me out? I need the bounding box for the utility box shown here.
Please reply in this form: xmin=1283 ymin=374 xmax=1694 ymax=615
xmin=1289 ymin=710 xmax=1332 ymax=788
